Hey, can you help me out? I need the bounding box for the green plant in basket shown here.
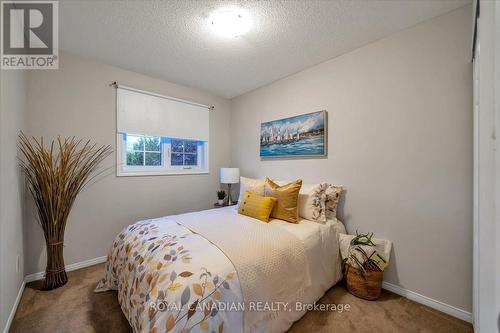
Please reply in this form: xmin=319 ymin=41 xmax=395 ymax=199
xmin=344 ymin=231 xmax=386 ymax=276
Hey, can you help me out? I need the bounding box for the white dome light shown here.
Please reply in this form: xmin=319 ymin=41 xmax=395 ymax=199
xmin=209 ymin=9 xmax=251 ymax=38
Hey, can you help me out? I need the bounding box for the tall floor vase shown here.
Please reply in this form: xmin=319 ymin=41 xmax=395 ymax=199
xmin=18 ymin=133 xmax=112 ymax=290
xmin=45 ymin=242 xmax=68 ymax=289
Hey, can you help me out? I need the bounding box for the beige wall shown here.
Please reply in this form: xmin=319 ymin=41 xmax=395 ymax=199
xmin=24 ymin=52 xmax=232 ymax=275
xmin=0 ymin=71 xmax=27 ymax=330
xmin=230 ymin=6 xmax=472 ymax=311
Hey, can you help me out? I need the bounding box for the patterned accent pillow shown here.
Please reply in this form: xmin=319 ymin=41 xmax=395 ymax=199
xmin=325 ymin=184 xmax=343 ymax=219
xmin=298 ymin=183 xmax=328 ymax=223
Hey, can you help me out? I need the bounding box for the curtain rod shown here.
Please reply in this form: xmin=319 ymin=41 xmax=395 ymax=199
xmin=109 ymin=82 xmax=214 ymax=110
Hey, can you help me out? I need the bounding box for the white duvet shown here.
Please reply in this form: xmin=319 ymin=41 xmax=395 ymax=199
xmin=96 ymin=207 xmax=344 ymax=333
xmin=266 ymin=211 xmax=345 ymax=332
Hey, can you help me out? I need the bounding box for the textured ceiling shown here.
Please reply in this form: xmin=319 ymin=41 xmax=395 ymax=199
xmin=60 ymin=0 xmax=470 ymax=98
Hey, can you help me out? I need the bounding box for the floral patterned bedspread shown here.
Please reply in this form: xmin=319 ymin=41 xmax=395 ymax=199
xmin=95 ymin=218 xmax=243 ymax=333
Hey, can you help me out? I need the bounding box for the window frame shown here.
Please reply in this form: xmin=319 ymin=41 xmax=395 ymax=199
xmin=116 ymin=134 xmax=209 ymax=177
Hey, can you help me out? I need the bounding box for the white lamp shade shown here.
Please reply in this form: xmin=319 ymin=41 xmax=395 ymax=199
xmin=220 ymin=168 xmax=240 ymax=184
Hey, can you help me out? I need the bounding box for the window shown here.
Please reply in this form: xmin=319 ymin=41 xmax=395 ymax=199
xmin=126 ymin=135 xmax=161 ymax=166
xmin=115 ymin=85 xmax=210 ymax=176
xmin=119 ymin=134 xmax=207 ymax=176
xmin=171 ymin=139 xmax=198 ymax=166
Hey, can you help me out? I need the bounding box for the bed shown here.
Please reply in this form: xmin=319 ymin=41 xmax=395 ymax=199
xmin=96 ymin=206 xmax=345 ymax=333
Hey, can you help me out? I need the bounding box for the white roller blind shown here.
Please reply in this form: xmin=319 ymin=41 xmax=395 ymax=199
xmin=116 ymin=86 xmax=210 ymax=141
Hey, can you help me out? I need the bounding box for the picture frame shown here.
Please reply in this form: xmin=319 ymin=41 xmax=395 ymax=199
xmin=260 ymin=110 xmax=327 ymax=159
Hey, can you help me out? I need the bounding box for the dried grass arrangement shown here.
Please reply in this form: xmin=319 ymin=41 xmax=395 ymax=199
xmin=18 ymin=133 xmax=112 ymax=290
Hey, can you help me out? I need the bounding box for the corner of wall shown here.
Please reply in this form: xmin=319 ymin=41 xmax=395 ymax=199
xmin=0 ymin=70 xmax=29 ymax=332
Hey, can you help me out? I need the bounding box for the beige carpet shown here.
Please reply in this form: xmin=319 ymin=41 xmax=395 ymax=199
xmin=10 ymin=264 xmax=473 ymax=333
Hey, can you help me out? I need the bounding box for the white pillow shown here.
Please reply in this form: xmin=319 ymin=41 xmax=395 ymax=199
xmin=276 ymin=181 xmax=328 ymax=223
xmin=237 ymin=177 xmax=266 ymax=207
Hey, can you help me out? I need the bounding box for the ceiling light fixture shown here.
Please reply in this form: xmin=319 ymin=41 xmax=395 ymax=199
xmin=208 ymin=9 xmax=251 ymax=38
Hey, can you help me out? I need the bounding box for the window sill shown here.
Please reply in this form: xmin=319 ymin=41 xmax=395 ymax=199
xmin=117 ymin=170 xmax=209 ymax=177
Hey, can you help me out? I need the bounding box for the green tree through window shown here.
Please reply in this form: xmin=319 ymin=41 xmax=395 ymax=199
xmin=126 ymin=135 xmax=161 ymax=166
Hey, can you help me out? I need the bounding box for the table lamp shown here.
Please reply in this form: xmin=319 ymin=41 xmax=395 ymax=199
xmin=220 ymin=168 xmax=240 ymax=205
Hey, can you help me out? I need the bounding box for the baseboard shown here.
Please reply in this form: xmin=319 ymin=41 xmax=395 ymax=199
xmin=2 ymin=279 xmax=26 ymax=333
xmin=25 ymin=255 xmax=107 ymax=283
xmin=382 ymin=281 xmax=473 ymax=323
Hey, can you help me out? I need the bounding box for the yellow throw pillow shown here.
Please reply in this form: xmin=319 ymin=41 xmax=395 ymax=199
xmin=264 ymin=178 xmax=303 ymax=223
xmin=238 ymin=191 xmax=277 ymax=222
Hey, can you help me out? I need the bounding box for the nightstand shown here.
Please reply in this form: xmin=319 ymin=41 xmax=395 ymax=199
xmin=214 ymin=202 xmax=238 ymax=208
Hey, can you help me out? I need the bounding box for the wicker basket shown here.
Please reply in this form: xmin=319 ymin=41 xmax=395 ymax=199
xmin=345 ymin=264 xmax=383 ymax=300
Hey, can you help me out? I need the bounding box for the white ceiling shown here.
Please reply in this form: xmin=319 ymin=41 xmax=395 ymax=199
xmin=60 ymin=0 xmax=471 ymax=99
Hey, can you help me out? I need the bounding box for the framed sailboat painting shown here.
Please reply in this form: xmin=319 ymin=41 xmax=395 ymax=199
xmin=260 ymin=110 xmax=327 ymax=158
